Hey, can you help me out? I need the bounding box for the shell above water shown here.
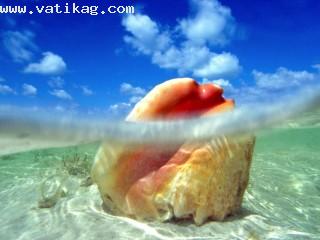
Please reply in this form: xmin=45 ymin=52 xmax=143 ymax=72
xmin=91 ymin=78 xmax=255 ymax=225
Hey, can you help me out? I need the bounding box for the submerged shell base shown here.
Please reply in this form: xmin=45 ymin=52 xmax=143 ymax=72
xmin=93 ymin=137 xmax=255 ymax=225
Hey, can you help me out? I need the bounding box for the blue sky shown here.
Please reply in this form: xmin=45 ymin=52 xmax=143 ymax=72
xmin=0 ymin=0 xmax=320 ymax=117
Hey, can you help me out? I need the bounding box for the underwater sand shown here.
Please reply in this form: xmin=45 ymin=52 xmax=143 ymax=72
xmin=0 ymin=125 xmax=319 ymax=239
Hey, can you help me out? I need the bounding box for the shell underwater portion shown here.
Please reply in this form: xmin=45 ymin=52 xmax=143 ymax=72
xmin=91 ymin=78 xmax=255 ymax=225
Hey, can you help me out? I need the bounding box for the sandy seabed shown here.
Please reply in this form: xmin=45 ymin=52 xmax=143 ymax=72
xmin=0 ymin=126 xmax=319 ymax=240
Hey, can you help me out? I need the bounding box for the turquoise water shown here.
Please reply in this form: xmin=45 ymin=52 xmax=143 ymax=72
xmin=0 ymin=126 xmax=319 ymax=239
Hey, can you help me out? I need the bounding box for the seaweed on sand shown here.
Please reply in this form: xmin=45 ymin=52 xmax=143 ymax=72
xmin=61 ymin=152 xmax=92 ymax=177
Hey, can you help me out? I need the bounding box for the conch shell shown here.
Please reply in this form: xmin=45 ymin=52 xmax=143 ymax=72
xmin=91 ymin=78 xmax=255 ymax=225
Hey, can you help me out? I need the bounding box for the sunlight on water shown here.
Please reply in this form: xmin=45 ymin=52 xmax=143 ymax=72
xmin=0 ymin=115 xmax=319 ymax=239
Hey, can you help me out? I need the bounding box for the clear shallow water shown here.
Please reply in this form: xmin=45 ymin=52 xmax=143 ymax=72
xmin=0 ymin=126 xmax=319 ymax=240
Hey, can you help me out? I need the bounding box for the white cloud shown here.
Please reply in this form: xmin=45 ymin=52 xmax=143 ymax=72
xmin=2 ymin=30 xmax=37 ymax=62
xmin=50 ymin=89 xmax=72 ymax=100
xmin=22 ymin=83 xmax=37 ymax=96
xmin=48 ymin=76 xmax=65 ymax=88
xmin=24 ymin=52 xmax=67 ymax=75
xmin=120 ymin=82 xmax=146 ymax=95
xmin=122 ymin=14 xmax=171 ymax=55
xmin=312 ymin=64 xmax=320 ymax=71
xmin=108 ymin=102 xmax=132 ymax=116
xmin=0 ymin=84 xmax=15 ymax=95
xmin=109 ymin=102 xmax=131 ymax=111
xmin=129 ymin=96 xmax=143 ymax=104
xmin=193 ymin=52 xmax=240 ymax=78
xmin=109 ymin=83 xmax=145 ymax=116
xmin=225 ymin=66 xmax=320 ymax=104
xmin=179 ymin=0 xmax=235 ymax=46
xmin=253 ymin=67 xmax=316 ymax=90
xmin=152 ymin=44 xmax=209 ymax=74
xmin=152 ymin=44 xmax=240 ymax=78
xmin=54 ymin=105 xmax=65 ymax=112
xmin=122 ymin=0 xmax=240 ymax=80
xmin=213 ymin=79 xmax=233 ymax=88
xmin=80 ymin=85 xmax=94 ymax=96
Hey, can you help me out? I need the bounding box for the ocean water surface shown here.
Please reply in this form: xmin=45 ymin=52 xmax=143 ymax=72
xmin=0 ymin=112 xmax=319 ymax=240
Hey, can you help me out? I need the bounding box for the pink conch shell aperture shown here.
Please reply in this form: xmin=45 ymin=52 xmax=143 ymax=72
xmin=91 ymin=78 xmax=255 ymax=225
